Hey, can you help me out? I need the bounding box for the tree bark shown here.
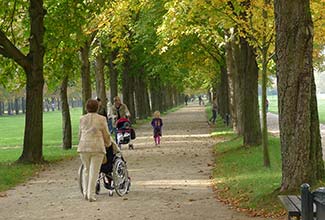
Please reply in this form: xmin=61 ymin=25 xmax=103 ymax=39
xmin=80 ymin=41 xmax=92 ymax=115
xmin=60 ymin=74 xmax=72 ymax=150
xmin=134 ymin=71 xmax=148 ymax=119
xmin=21 ymin=97 xmax=26 ymax=113
xmin=275 ymin=0 xmax=325 ymax=191
xmin=122 ymin=52 xmax=136 ymax=123
xmin=261 ymin=0 xmax=271 ymax=167
xmin=15 ymin=0 xmax=45 ymax=163
xmin=232 ymin=39 xmax=246 ymax=136
xmin=0 ymin=101 xmax=3 ymax=115
xmin=109 ymin=49 xmax=118 ymax=104
xmin=217 ymin=61 xmax=230 ymax=121
xmin=225 ymin=37 xmax=237 ymax=130
xmin=150 ymin=77 xmax=161 ymax=113
xmin=94 ymin=43 xmax=108 ymax=116
xmin=239 ymin=37 xmax=262 ymax=146
xmin=14 ymin=98 xmax=20 ymax=114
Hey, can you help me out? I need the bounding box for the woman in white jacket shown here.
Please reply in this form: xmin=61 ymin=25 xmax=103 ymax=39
xmin=77 ymin=99 xmax=111 ymax=202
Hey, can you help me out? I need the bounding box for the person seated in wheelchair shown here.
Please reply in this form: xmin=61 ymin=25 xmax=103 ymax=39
xmin=100 ymin=139 xmax=120 ymax=188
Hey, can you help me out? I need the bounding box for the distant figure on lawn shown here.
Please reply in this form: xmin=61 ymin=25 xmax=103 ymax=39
xmin=77 ymin=99 xmax=111 ymax=202
xmin=265 ymin=98 xmax=269 ymax=113
xmin=151 ymin=111 xmax=163 ymax=146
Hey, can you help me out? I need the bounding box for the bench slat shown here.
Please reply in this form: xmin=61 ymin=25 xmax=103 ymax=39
xmin=278 ymin=195 xmax=301 ymax=216
xmin=279 ymin=195 xmax=317 ymax=218
xmin=287 ymin=195 xmax=302 ymax=212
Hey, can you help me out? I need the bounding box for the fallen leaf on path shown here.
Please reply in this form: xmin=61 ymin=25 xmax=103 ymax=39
xmin=0 ymin=192 xmax=7 ymax=197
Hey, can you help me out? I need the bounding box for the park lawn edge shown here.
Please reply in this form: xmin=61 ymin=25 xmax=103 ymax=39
xmin=206 ymin=106 xmax=285 ymax=218
xmin=207 ymin=106 xmax=325 ymax=219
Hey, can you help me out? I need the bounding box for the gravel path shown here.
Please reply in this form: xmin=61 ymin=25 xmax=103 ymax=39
xmin=0 ymin=104 xmax=272 ymax=220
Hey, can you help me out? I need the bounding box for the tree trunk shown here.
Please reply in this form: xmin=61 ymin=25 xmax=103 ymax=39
xmin=7 ymin=100 xmax=12 ymax=115
xmin=275 ymin=0 xmax=325 ymax=191
xmin=261 ymin=50 xmax=270 ymax=167
xmin=14 ymin=98 xmax=20 ymax=114
xmin=80 ymin=41 xmax=92 ymax=115
xmin=94 ymin=44 xmax=108 ymax=115
xmin=135 ymin=73 xmax=148 ymax=119
xmin=225 ymin=36 xmax=238 ymax=131
xmin=60 ymin=74 xmax=72 ymax=150
xmin=18 ymin=0 xmax=45 ymax=163
xmin=232 ymin=40 xmax=245 ymax=135
xmin=122 ymin=52 xmax=136 ymax=123
xmin=109 ymin=49 xmax=118 ymax=104
xmin=261 ymin=0 xmax=271 ymax=167
xmin=217 ymin=61 xmax=230 ymax=121
xmin=150 ymin=77 xmax=161 ymax=113
xmin=57 ymin=98 xmax=61 ymax=110
xmin=238 ymin=37 xmax=262 ymax=146
xmin=144 ymin=84 xmax=151 ymax=117
xmin=21 ymin=97 xmax=26 ymax=113
xmin=0 ymin=101 xmax=3 ymax=115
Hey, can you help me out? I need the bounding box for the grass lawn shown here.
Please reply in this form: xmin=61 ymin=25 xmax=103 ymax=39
xmin=206 ymin=106 xmax=283 ymax=217
xmin=206 ymin=105 xmax=325 ymax=217
xmin=0 ymin=108 xmax=82 ymax=192
xmin=212 ymin=132 xmax=283 ymax=217
xmin=264 ymin=95 xmax=325 ymax=123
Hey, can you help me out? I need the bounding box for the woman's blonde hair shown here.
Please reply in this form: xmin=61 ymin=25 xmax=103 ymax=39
xmin=153 ymin=111 xmax=160 ymax=118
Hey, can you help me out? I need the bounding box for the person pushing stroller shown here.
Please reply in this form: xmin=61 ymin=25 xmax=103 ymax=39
xmin=110 ymin=96 xmax=134 ymax=149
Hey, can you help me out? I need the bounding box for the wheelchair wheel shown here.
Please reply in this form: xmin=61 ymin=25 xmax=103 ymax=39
xmin=78 ymin=164 xmax=84 ymax=195
xmin=112 ymin=157 xmax=130 ymax=196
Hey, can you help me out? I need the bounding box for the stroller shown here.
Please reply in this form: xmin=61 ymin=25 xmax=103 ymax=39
xmin=115 ymin=117 xmax=135 ymax=149
xmin=78 ymin=143 xmax=131 ymax=197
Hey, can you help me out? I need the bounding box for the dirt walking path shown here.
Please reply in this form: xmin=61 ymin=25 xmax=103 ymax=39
xmin=0 ymin=104 xmax=271 ymax=220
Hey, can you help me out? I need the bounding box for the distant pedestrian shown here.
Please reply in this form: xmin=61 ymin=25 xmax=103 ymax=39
xmin=265 ymin=98 xmax=269 ymax=113
xmin=209 ymin=97 xmax=218 ymax=124
xmin=198 ymin=95 xmax=203 ymax=106
xmin=184 ymin=95 xmax=189 ymax=106
xmin=151 ymin=111 xmax=163 ymax=145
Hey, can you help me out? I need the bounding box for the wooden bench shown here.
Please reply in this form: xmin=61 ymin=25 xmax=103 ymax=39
xmin=278 ymin=195 xmax=316 ymax=220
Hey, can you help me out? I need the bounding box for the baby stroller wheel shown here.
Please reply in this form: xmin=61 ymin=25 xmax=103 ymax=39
xmin=113 ymin=157 xmax=130 ymax=196
xmin=78 ymin=164 xmax=84 ymax=195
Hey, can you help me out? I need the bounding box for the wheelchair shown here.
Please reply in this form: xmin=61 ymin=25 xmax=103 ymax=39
xmin=78 ymin=150 xmax=131 ymax=197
